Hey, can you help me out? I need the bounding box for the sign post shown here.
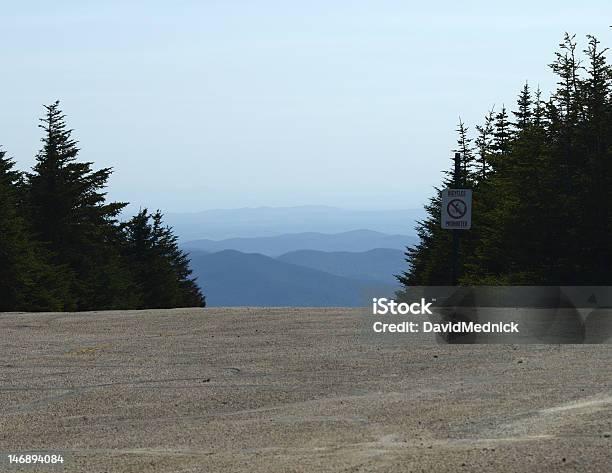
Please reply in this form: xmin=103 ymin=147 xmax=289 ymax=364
xmin=441 ymin=153 xmax=473 ymax=285
xmin=441 ymin=188 xmax=472 ymax=230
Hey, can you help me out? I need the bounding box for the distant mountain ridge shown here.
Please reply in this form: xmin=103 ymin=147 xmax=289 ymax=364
xmin=188 ymin=250 xmax=395 ymax=307
xmin=183 ymin=229 xmax=416 ymax=257
xmin=165 ymin=205 xmax=423 ymax=240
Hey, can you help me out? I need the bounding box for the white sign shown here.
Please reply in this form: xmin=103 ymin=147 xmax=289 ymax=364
xmin=441 ymin=189 xmax=472 ymax=230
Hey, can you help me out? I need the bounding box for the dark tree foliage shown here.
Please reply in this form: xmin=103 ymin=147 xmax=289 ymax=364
xmin=397 ymin=145 xmax=475 ymax=287
xmin=492 ymin=106 xmax=512 ymax=159
xmin=0 ymin=147 xmax=30 ymax=309
xmin=474 ymin=108 xmax=495 ymax=180
xmin=0 ymin=102 xmax=205 ymax=311
xmin=122 ymin=209 xmax=205 ymax=309
xmin=399 ymin=34 xmax=612 ymax=287
xmin=454 ymin=119 xmax=476 ymax=179
xmin=0 ymin=148 xmax=66 ymax=310
xmin=513 ymin=82 xmax=533 ymax=131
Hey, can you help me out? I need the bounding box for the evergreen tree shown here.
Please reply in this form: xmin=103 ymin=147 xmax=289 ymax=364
xmin=453 ymin=119 xmax=476 ymax=181
xmin=492 ymin=106 xmax=511 ymax=158
xmin=0 ymin=146 xmax=34 ymax=310
xmin=474 ymin=109 xmax=495 ymax=181
xmin=513 ymin=82 xmax=533 ymax=132
xmin=398 ymin=124 xmax=476 ymax=287
xmin=0 ymin=147 xmax=65 ymax=310
xmin=573 ymin=35 xmax=612 ymax=282
xmin=550 ymin=33 xmax=582 ymax=122
xmin=122 ymin=209 xmax=205 ymax=309
xmin=532 ymin=87 xmax=545 ymax=128
xmin=26 ymin=102 xmax=132 ymax=310
xmin=549 ymin=33 xmax=583 ymax=197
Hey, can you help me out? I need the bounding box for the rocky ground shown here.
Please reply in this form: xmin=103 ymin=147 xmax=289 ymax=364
xmin=0 ymin=307 xmax=610 ymax=472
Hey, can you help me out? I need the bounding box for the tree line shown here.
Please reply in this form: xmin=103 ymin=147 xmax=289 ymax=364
xmin=399 ymin=34 xmax=612 ymax=287
xmin=0 ymin=102 xmax=205 ymax=311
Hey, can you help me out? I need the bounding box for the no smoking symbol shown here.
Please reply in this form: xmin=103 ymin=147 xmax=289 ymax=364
xmin=447 ymin=199 xmax=467 ymax=219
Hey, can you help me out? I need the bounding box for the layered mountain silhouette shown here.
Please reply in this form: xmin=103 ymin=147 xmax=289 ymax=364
xmin=188 ymin=247 xmax=404 ymax=307
xmin=182 ymin=227 xmax=414 ymax=307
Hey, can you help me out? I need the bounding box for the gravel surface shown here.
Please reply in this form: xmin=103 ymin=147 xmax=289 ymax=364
xmin=0 ymin=307 xmax=610 ymax=472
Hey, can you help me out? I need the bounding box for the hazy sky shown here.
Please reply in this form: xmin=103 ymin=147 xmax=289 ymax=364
xmin=1 ymin=1 xmax=611 ymax=212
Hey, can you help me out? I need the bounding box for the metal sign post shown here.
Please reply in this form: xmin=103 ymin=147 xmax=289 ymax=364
xmin=441 ymin=153 xmax=473 ymax=285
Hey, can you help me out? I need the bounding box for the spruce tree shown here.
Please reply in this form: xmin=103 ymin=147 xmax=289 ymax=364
xmin=0 ymin=147 xmax=34 ymax=310
xmin=513 ymin=82 xmax=533 ymax=132
xmin=397 ymin=123 xmax=476 ymax=287
xmin=0 ymin=147 xmax=65 ymax=310
xmin=26 ymin=101 xmax=132 ymax=310
xmin=453 ymin=119 xmax=476 ymax=181
xmin=532 ymin=87 xmax=545 ymax=128
xmin=474 ymin=109 xmax=495 ymax=181
xmin=492 ymin=106 xmax=511 ymax=159
xmin=122 ymin=209 xmax=205 ymax=309
xmin=573 ymin=35 xmax=612 ymax=282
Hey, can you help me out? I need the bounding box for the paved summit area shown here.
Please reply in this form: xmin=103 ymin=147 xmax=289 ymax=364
xmin=0 ymin=308 xmax=610 ymax=472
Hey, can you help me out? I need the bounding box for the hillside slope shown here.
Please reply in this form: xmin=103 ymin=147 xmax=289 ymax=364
xmin=277 ymin=248 xmax=405 ymax=285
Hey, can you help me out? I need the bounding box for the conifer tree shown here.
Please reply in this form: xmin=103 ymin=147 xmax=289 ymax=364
xmin=532 ymin=87 xmax=545 ymax=128
xmin=398 ymin=123 xmax=476 ymax=287
xmin=573 ymin=35 xmax=612 ymax=282
xmin=122 ymin=209 xmax=205 ymax=309
xmin=492 ymin=106 xmax=511 ymax=158
xmin=474 ymin=109 xmax=495 ymax=181
xmin=550 ymin=33 xmax=582 ymax=122
xmin=0 ymin=147 xmax=65 ymax=310
xmin=0 ymin=147 xmax=34 ymax=310
xmin=397 ymin=186 xmax=454 ymax=287
xmin=26 ymin=102 xmax=132 ymax=310
xmin=453 ymin=119 xmax=476 ymax=181
xmin=513 ymin=82 xmax=533 ymax=132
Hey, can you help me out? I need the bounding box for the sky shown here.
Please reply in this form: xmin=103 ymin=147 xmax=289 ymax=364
xmin=1 ymin=1 xmax=611 ymax=213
